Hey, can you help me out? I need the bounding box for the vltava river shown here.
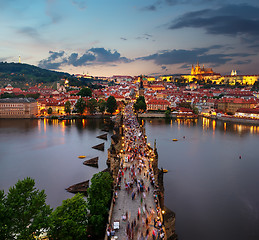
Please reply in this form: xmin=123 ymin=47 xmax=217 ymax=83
xmin=0 ymin=117 xmax=259 ymax=240
xmin=144 ymin=118 xmax=259 ymax=240
xmin=0 ymin=118 xmax=111 ymax=208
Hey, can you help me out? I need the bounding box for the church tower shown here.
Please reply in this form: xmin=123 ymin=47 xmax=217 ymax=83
xmin=195 ymin=61 xmax=201 ymax=74
xmin=191 ymin=65 xmax=195 ymax=75
xmin=18 ymin=56 xmax=21 ymax=63
xmin=138 ymin=75 xmax=145 ymax=97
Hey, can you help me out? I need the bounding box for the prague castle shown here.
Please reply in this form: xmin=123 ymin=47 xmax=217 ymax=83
xmin=182 ymin=62 xmax=259 ymax=85
xmin=191 ymin=61 xmax=215 ymax=76
xmin=182 ymin=62 xmax=220 ymax=82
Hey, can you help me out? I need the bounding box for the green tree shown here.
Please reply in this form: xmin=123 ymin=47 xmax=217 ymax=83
xmin=106 ymin=96 xmax=117 ymax=114
xmin=48 ymin=194 xmax=88 ymax=240
xmin=177 ymin=102 xmax=192 ymax=109
xmin=98 ymin=99 xmax=106 ymax=114
xmin=134 ymin=96 xmax=146 ymax=112
xmin=87 ymin=172 xmax=113 ymax=238
xmin=48 ymin=107 xmax=53 ymax=115
xmin=0 ymin=190 xmax=8 ymax=239
xmin=86 ymin=98 xmax=98 ymax=115
xmin=0 ymin=93 xmax=15 ymax=98
xmin=75 ymin=98 xmax=86 ymax=115
xmin=25 ymin=93 xmax=40 ymax=99
xmin=193 ymin=107 xmax=199 ymax=115
xmin=77 ymin=87 xmax=92 ymax=97
xmin=165 ymin=108 xmax=171 ymax=118
xmin=0 ymin=177 xmax=51 ymax=240
xmin=64 ymin=101 xmax=71 ymax=115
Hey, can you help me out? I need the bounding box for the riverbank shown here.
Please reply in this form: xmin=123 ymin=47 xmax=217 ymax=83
xmin=202 ymin=115 xmax=259 ymax=125
xmin=40 ymin=114 xmax=111 ymax=120
xmin=138 ymin=112 xmax=198 ymax=119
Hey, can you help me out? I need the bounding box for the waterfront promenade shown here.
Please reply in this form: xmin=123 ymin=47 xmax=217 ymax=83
xmin=108 ymin=104 xmax=165 ymax=240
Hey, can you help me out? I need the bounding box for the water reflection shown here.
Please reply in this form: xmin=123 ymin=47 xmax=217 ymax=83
xmin=0 ymin=118 xmax=111 ymax=209
xmin=0 ymin=119 xmax=38 ymax=132
xmin=144 ymin=117 xmax=259 ymax=240
xmin=141 ymin=117 xmax=259 ymax=138
xmin=37 ymin=118 xmax=113 ymax=134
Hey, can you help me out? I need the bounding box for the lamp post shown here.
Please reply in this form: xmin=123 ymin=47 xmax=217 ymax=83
xmin=162 ymin=210 xmax=165 ymax=225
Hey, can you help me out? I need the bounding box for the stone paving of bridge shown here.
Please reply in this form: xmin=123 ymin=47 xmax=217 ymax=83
xmin=109 ymin=104 xmax=164 ymax=240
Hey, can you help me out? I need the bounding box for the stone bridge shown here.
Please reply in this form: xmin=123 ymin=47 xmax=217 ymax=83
xmin=105 ymin=104 xmax=177 ymax=240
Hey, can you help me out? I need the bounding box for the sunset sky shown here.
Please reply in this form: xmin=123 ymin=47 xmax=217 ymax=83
xmin=1 ymin=0 xmax=259 ymax=76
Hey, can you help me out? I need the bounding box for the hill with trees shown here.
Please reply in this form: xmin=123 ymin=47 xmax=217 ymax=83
xmin=0 ymin=62 xmax=105 ymax=89
xmin=0 ymin=62 xmax=70 ymax=87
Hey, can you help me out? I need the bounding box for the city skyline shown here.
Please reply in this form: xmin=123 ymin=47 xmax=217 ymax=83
xmin=1 ymin=0 xmax=259 ymax=76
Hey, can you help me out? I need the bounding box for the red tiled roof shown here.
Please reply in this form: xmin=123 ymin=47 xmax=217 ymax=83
xmin=147 ymin=99 xmax=170 ymax=105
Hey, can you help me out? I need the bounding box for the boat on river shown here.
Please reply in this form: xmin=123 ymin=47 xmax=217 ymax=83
xmin=163 ymin=169 xmax=168 ymax=173
xmin=78 ymin=155 xmax=86 ymax=159
xmin=172 ymin=139 xmax=178 ymax=141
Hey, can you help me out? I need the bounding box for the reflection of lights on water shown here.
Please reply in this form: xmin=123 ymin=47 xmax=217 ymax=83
xmin=60 ymin=120 xmax=65 ymax=134
xmin=238 ymin=125 xmax=242 ymax=133
xmin=177 ymin=119 xmax=180 ymax=129
xmin=224 ymin=122 xmax=227 ymax=132
xmin=38 ymin=120 xmax=41 ymax=132
xmin=202 ymin=117 xmax=210 ymax=131
xmin=212 ymin=120 xmax=216 ymax=133
xmin=43 ymin=118 xmax=47 ymax=132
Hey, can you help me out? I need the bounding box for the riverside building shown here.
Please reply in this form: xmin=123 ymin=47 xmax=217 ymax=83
xmin=0 ymin=98 xmax=37 ymax=118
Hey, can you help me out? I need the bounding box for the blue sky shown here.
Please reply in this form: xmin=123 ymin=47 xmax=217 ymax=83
xmin=1 ymin=0 xmax=259 ymax=76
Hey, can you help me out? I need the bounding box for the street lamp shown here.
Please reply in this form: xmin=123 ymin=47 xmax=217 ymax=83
xmin=162 ymin=210 xmax=165 ymax=225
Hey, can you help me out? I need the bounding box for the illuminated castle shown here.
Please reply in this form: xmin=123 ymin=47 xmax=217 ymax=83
xmin=191 ymin=61 xmax=214 ymax=76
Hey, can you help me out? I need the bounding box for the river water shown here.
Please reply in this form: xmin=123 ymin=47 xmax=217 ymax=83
xmin=0 ymin=118 xmax=259 ymax=240
xmin=144 ymin=118 xmax=259 ymax=240
xmin=0 ymin=118 xmax=112 ymax=208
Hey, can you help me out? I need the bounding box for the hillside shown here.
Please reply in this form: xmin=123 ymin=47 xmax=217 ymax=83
xmin=0 ymin=62 xmax=70 ymax=88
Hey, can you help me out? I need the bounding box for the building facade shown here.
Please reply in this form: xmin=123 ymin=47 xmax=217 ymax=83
xmin=217 ymin=98 xmax=257 ymax=114
xmin=147 ymin=99 xmax=170 ymax=111
xmin=0 ymin=98 xmax=38 ymax=118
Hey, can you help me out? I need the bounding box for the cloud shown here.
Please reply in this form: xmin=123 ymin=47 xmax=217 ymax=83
xmin=38 ymin=50 xmax=66 ymax=69
xmin=141 ymin=0 xmax=204 ymax=11
xmin=169 ymin=4 xmax=259 ymax=37
xmin=136 ymin=33 xmax=153 ymax=40
xmin=71 ymin=0 xmax=87 ymax=10
xmin=161 ymin=66 xmax=168 ymax=71
xmin=17 ymin=27 xmax=40 ymax=38
xmin=38 ymin=48 xmax=131 ymax=70
xmin=233 ymin=60 xmax=252 ymax=65
xmin=142 ymin=4 xmax=158 ymax=11
xmin=45 ymin=0 xmax=62 ymax=24
xmin=120 ymin=37 xmax=127 ymax=41
xmin=138 ymin=46 xmax=253 ymax=66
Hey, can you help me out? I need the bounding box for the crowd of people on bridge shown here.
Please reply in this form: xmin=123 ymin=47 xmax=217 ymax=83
xmin=108 ymin=103 xmax=165 ymax=240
